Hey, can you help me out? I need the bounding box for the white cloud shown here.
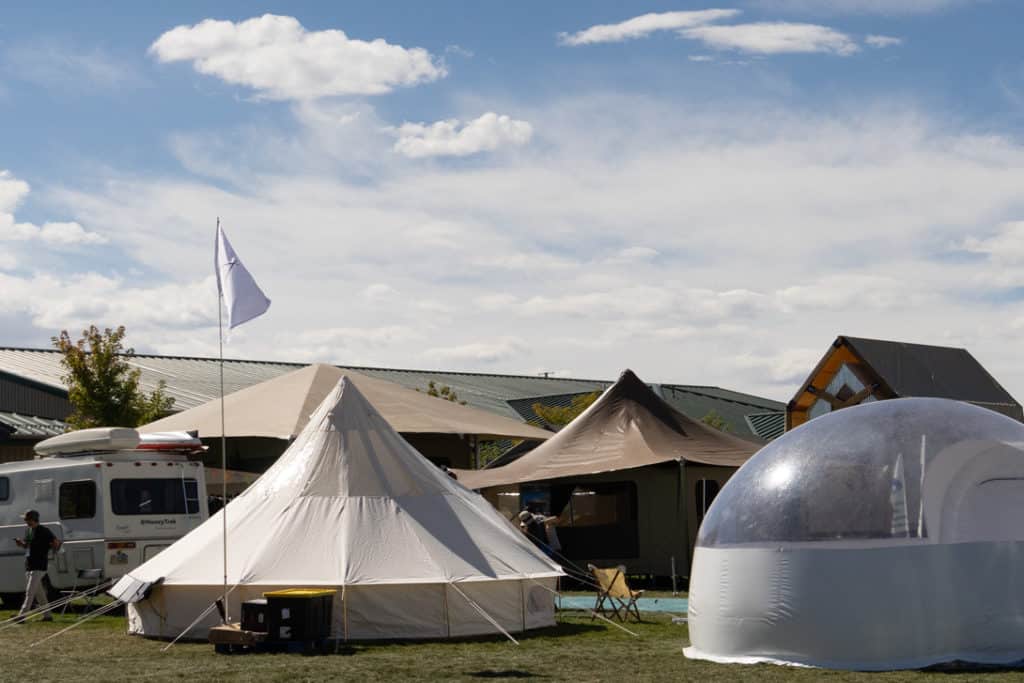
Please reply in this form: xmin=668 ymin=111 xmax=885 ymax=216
xmin=36 ymin=96 xmax=1024 ymax=400
xmin=0 ymin=272 xmax=215 ymax=333
xmin=445 ymin=44 xmax=474 ymax=58
xmin=4 ymin=41 xmax=143 ymax=92
xmin=0 ymin=171 xmax=106 ymax=245
xmin=558 ymin=9 xmax=740 ymax=46
xmin=749 ymin=0 xmax=981 ymax=15
xmin=394 ymin=112 xmax=533 ymax=158
xmin=424 ymin=339 xmax=527 ymax=365
xmin=730 ymin=348 xmax=823 ymax=386
xmin=865 ymin=35 xmax=904 ymax=48
xmin=689 ymin=55 xmax=715 ymax=62
xmin=362 ymin=283 xmax=398 ymax=300
xmin=682 ymin=22 xmax=860 ymax=55
xmin=604 ymin=247 xmax=659 ymax=264
xmin=961 ymin=222 xmax=1024 ymax=266
xmin=149 ymin=14 xmax=445 ymax=100
xmin=13 ymin=221 xmax=107 ymax=246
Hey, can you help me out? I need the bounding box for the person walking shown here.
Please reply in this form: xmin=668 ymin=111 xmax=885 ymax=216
xmin=14 ymin=510 xmax=60 ymax=622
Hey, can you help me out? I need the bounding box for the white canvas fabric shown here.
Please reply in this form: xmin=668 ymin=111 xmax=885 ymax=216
xmin=215 ymin=223 xmax=270 ymax=329
xmin=111 ymin=377 xmax=562 ymax=640
xmin=687 ymin=398 xmax=1024 ymax=670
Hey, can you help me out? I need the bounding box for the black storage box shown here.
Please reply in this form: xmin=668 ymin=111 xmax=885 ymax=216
xmin=264 ymin=589 xmax=335 ymax=642
xmin=241 ymin=599 xmax=268 ymax=633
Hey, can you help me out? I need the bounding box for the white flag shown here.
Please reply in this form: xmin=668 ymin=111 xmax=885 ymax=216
xmin=215 ymin=223 xmax=271 ymax=329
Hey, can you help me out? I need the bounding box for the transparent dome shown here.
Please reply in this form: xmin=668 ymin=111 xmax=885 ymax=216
xmin=697 ymin=397 xmax=1024 ymax=547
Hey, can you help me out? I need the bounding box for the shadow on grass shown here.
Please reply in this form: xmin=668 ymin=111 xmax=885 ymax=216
xmin=922 ymin=660 xmax=1024 ymax=675
xmin=327 ymin=619 xmax=608 ymax=654
xmin=467 ymin=670 xmax=545 ymax=679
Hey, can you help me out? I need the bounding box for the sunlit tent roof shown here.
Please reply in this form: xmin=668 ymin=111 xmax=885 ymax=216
xmin=456 ymin=369 xmax=758 ymax=489
xmin=141 ymin=363 xmax=552 ymax=441
xmin=687 ymin=397 xmax=1024 ymax=670
xmin=111 ymin=377 xmax=563 ymax=640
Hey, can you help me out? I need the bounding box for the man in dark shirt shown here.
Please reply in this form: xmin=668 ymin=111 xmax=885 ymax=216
xmin=517 ymin=509 xmax=555 ymax=557
xmin=14 ymin=509 xmax=60 ymax=621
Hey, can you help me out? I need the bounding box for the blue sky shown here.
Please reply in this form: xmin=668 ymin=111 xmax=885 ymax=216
xmin=3 ymin=1 xmax=1024 ymax=401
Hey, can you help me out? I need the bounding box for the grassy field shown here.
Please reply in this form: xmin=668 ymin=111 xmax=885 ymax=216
xmin=3 ymin=605 xmax=1024 ymax=682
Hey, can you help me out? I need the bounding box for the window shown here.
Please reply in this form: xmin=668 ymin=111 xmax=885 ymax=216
xmin=564 ymin=484 xmax=637 ymax=528
xmin=0 ymin=477 xmax=8 ymax=502
xmin=59 ymin=481 xmax=97 ymax=520
xmin=111 ymin=479 xmax=199 ymax=515
xmin=554 ymin=482 xmax=639 ymax=560
xmin=695 ymin=479 xmax=721 ymax=522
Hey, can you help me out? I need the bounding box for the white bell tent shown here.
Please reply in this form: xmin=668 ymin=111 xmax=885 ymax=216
xmin=686 ymin=397 xmax=1024 ymax=670
xmin=110 ymin=377 xmax=563 ymax=640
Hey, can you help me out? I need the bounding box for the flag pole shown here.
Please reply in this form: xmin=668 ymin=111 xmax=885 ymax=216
xmin=212 ymin=218 xmax=270 ymax=626
xmin=217 ymin=217 xmax=229 ymax=623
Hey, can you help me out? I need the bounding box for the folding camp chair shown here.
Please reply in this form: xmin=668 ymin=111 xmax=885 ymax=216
xmin=588 ymin=564 xmax=643 ymax=622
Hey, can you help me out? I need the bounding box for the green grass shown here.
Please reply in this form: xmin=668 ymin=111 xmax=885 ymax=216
xmin=2 ymin=607 xmax=1024 ymax=682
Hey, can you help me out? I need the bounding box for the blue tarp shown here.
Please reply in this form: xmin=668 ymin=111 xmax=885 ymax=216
xmin=556 ymin=596 xmax=688 ymax=613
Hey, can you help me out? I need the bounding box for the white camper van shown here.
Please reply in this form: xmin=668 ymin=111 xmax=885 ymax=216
xmin=0 ymin=427 xmax=208 ymax=606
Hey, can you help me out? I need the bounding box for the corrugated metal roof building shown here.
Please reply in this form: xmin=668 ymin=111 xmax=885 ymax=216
xmin=0 ymin=347 xmax=784 ymax=465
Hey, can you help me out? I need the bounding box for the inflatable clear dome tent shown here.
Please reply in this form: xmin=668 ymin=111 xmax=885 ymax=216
xmin=685 ymin=397 xmax=1024 ymax=671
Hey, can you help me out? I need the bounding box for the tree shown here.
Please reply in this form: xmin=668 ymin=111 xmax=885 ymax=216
xmin=701 ymin=409 xmax=731 ymax=433
xmin=52 ymin=325 xmax=175 ymax=429
xmin=477 ymin=440 xmax=510 ymax=467
xmin=416 ymin=380 xmax=467 ymax=405
xmin=531 ymin=391 xmax=600 ymax=428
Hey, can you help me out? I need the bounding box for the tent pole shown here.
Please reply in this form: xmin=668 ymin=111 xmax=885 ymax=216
xmin=520 ymin=580 xmax=526 ymax=633
xmin=677 ymin=459 xmax=689 ymax=585
xmin=217 ymin=216 xmax=229 ymax=624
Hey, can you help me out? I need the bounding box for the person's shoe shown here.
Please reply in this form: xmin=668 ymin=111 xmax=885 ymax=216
xmin=40 ymin=614 xmax=53 ymax=622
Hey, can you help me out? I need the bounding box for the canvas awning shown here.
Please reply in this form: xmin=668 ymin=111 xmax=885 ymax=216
xmin=202 ymin=467 xmax=260 ymax=496
xmin=455 ymin=369 xmax=759 ymax=489
xmin=141 ymin=363 xmax=552 ymax=442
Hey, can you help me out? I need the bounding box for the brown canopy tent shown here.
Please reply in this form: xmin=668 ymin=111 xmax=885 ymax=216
xmin=202 ymin=467 xmax=260 ymax=496
xmin=143 ymin=363 xmax=551 ymax=471
xmin=454 ymin=369 xmax=759 ymax=578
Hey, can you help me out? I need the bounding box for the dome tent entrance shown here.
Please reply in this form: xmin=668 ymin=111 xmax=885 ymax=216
xmin=110 ymin=377 xmax=563 ymax=640
xmin=686 ymin=397 xmax=1024 ymax=670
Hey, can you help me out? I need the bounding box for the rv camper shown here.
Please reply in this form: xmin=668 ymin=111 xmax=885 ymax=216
xmin=0 ymin=428 xmax=208 ymax=607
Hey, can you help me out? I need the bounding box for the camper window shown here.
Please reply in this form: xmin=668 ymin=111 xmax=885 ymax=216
xmin=59 ymin=480 xmax=97 ymax=519
xmin=110 ymin=479 xmax=200 ymax=515
xmin=0 ymin=477 xmax=8 ymax=502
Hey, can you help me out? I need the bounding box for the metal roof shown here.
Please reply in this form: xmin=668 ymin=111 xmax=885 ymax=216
xmin=656 ymin=385 xmax=784 ymax=443
xmin=744 ymin=412 xmax=786 ymax=442
xmin=0 ymin=348 xmax=785 ymax=435
xmin=842 ymin=336 xmax=1020 ymax=409
xmin=0 ymin=348 xmax=611 ymax=419
xmin=0 ymin=411 xmax=67 ymax=439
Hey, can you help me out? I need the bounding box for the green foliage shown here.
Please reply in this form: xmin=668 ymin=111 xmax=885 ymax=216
xmin=51 ymin=325 xmax=175 ymax=429
xmin=531 ymin=391 xmax=600 ymax=428
xmin=701 ymin=409 xmax=731 ymax=432
xmin=477 ymin=439 xmax=521 ymax=467
xmin=416 ymin=380 xmax=467 ymax=405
